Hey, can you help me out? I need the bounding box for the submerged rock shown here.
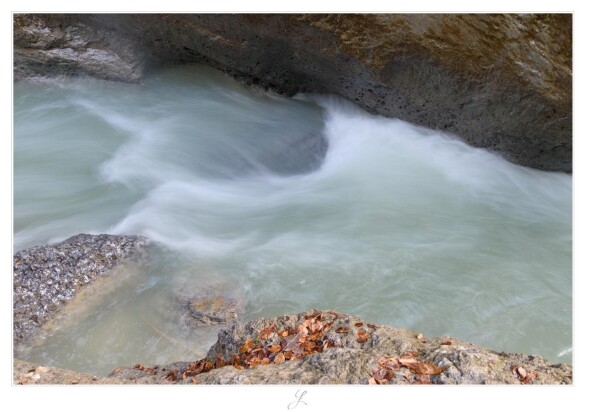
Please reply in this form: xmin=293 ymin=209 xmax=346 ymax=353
xmin=13 ymin=14 xmax=571 ymax=172
xmin=184 ymin=296 xmax=240 ymax=327
xmin=106 ymin=310 xmax=571 ymax=385
xmin=13 ymin=233 xmax=149 ymax=345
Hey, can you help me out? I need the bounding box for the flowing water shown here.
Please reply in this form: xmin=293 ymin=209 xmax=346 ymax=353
xmin=13 ymin=65 xmax=572 ymax=375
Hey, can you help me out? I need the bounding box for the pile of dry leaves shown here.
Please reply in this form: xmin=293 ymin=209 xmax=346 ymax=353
xmin=183 ymin=311 xmax=347 ymax=378
xmin=369 ymin=351 xmax=449 ymax=384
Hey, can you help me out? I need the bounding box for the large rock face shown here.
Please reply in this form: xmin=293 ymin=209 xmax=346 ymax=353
xmin=14 ymin=14 xmax=571 ymax=172
xmin=108 ymin=310 xmax=571 ymax=385
xmin=15 ymin=310 xmax=572 ymax=384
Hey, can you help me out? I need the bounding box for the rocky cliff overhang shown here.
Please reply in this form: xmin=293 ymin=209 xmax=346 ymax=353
xmin=13 ymin=13 xmax=572 ymax=172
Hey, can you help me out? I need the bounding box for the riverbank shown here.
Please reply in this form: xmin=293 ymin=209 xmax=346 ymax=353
xmin=15 ymin=309 xmax=572 ymax=385
xmin=13 ymin=237 xmax=572 ymax=384
xmin=13 ymin=234 xmax=148 ymax=346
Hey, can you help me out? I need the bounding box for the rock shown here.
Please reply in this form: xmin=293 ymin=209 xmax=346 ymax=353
xmin=13 ymin=233 xmax=149 ymax=345
xmin=14 ymin=358 xmax=127 ymax=385
xmin=13 ymin=14 xmax=571 ymax=172
xmin=184 ymin=296 xmax=239 ymax=326
xmin=107 ymin=309 xmax=571 ymax=385
xmin=13 ymin=14 xmax=143 ymax=83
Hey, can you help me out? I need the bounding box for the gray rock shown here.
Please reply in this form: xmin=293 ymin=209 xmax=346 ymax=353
xmin=13 ymin=233 xmax=148 ymax=345
xmin=108 ymin=310 xmax=572 ymax=385
xmin=13 ymin=14 xmax=571 ymax=172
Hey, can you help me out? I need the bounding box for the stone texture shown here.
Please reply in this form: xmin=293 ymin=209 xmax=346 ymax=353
xmin=13 ymin=233 xmax=148 ymax=345
xmin=14 ymin=358 xmax=127 ymax=385
xmin=13 ymin=13 xmax=572 ymax=172
xmin=107 ymin=310 xmax=572 ymax=385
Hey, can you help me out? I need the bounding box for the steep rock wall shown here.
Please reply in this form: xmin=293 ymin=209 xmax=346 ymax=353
xmin=14 ymin=14 xmax=572 ymax=172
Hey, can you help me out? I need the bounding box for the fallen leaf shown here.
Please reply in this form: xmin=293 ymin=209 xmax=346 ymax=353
xmin=367 ymin=323 xmax=378 ymax=330
xmin=413 ymin=374 xmax=432 ymax=384
xmin=239 ymin=338 xmax=254 ymax=353
xmin=396 ymin=357 xmax=418 ymax=365
xmin=274 ymin=352 xmax=285 ymax=364
xmin=440 ymin=341 xmax=452 ymax=346
xmin=258 ymin=325 xmax=277 ymax=340
xmin=517 ymin=367 xmax=527 ymax=378
xmin=355 ymin=322 xmax=364 ymax=327
xmin=165 ymin=370 xmax=178 ymax=381
xmin=521 ymin=371 xmax=538 ymax=384
xmin=372 ymin=366 xmax=395 ymax=384
xmin=336 ymin=326 xmax=349 ymax=334
xmin=268 ymin=344 xmax=282 ymax=353
xmin=368 ymin=377 xmax=377 ymax=385
xmin=323 ymin=339 xmax=336 ymax=349
xmin=357 ymin=329 xmax=370 ymax=343
xmin=378 ymin=357 xmax=401 ymax=370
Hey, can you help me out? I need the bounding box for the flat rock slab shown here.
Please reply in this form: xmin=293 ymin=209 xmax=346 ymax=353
xmin=13 ymin=233 xmax=148 ymax=345
xmin=108 ymin=309 xmax=572 ymax=385
xmin=14 ymin=358 xmax=127 ymax=385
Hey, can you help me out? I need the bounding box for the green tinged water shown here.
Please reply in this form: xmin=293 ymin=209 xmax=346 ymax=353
xmin=14 ymin=65 xmax=572 ymax=374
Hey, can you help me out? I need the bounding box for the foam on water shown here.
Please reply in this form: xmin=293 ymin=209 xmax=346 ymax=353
xmin=13 ymin=65 xmax=572 ymax=374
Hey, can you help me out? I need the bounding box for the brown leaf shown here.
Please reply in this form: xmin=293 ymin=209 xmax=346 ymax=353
xmin=268 ymin=344 xmax=282 ymax=353
xmin=274 ymin=352 xmax=285 ymax=364
xmin=258 ymin=325 xmax=277 ymax=340
xmin=355 ymin=322 xmax=364 ymax=327
xmin=323 ymin=339 xmax=336 ymax=349
xmin=367 ymin=323 xmax=378 ymax=330
xmin=191 ymin=377 xmax=198 ymax=384
xmin=372 ymin=366 xmax=395 ymax=384
xmin=336 ymin=326 xmax=349 ymax=334
xmin=368 ymin=377 xmax=377 ymax=385
xmin=239 ymin=338 xmax=254 ymax=353
xmin=356 ymin=329 xmax=370 ymax=343
xmin=165 ymin=370 xmax=179 ymax=381
xmin=413 ymin=374 xmax=432 ymax=384
xmin=517 ymin=367 xmax=527 ymax=378
xmin=440 ymin=341 xmax=452 ymax=346
xmin=378 ymin=357 xmax=401 ymax=370
xmin=521 ymin=371 xmax=538 ymax=385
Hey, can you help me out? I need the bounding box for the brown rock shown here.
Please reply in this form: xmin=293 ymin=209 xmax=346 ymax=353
xmin=13 ymin=14 xmax=571 ymax=172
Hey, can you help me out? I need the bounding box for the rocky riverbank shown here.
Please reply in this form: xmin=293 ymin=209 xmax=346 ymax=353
xmin=13 ymin=234 xmax=148 ymax=346
xmin=13 ymin=13 xmax=571 ymax=172
xmin=13 ymin=235 xmax=572 ymax=384
xmin=15 ymin=309 xmax=572 ymax=385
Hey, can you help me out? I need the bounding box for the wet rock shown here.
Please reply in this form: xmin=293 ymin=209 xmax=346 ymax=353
xmin=13 ymin=14 xmax=571 ymax=172
xmin=184 ymin=297 xmax=239 ymax=326
xmin=13 ymin=233 xmax=148 ymax=345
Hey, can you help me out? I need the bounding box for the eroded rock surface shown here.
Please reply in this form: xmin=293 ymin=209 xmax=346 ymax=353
xmin=107 ymin=310 xmax=572 ymax=385
xmin=14 ymin=14 xmax=571 ymax=172
xmin=13 ymin=233 xmax=148 ymax=345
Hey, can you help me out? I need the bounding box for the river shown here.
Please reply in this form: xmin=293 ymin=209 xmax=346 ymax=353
xmin=13 ymin=65 xmax=572 ymax=375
